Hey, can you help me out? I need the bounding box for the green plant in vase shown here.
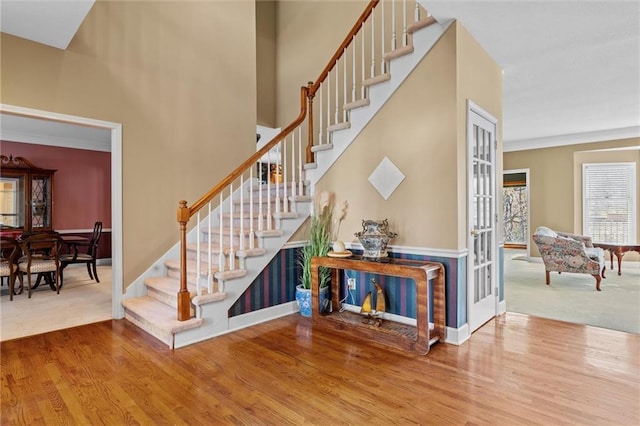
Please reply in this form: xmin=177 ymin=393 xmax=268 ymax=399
xmin=296 ymin=191 xmax=347 ymax=316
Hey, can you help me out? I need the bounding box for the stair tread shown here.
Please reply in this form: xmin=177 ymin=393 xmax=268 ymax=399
xmin=384 ymin=44 xmax=414 ymax=61
xmin=123 ymin=297 xmax=203 ymax=333
xmin=327 ymin=122 xmax=351 ymax=132
xmin=363 ymin=73 xmax=391 ymax=86
xmin=344 ymin=98 xmax=370 ymax=110
xmin=311 ymin=143 xmax=333 ymax=153
xmin=408 ymin=16 xmax=436 ymax=34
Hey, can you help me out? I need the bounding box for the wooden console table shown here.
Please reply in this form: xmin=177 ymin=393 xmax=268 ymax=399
xmin=593 ymin=243 xmax=640 ymax=276
xmin=310 ymin=255 xmax=445 ymax=355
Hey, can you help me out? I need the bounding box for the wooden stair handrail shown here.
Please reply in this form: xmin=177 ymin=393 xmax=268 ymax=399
xmin=184 ymin=85 xmax=309 ymax=217
xmin=308 ymin=0 xmax=379 ymax=97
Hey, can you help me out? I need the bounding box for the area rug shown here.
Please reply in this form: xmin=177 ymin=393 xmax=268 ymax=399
xmin=504 ymin=249 xmax=640 ymax=334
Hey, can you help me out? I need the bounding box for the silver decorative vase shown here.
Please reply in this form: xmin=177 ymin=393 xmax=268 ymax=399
xmin=355 ymin=219 xmax=397 ymax=259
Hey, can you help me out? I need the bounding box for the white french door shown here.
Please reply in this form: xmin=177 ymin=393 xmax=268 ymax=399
xmin=467 ymin=101 xmax=498 ymax=333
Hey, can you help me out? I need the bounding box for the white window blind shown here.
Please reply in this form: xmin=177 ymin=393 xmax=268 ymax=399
xmin=583 ymin=162 xmax=636 ymax=244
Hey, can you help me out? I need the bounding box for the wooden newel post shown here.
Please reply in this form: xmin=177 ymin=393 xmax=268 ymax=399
xmin=177 ymin=200 xmax=191 ymax=321
xmin=306 ymin=81 xmax=315 ymax=165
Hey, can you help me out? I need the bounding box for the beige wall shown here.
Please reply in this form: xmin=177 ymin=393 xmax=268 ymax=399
xmin=1 ymin=0 xmax=257 ymax=288
xmin=456 ymin=23 xmax=504 ymax=249
xmin=504 ymin=138 xmax=640 ymax=258
xmin=257 ymin=0 xmax=276 ymax=127
xmin=278 ymin=13 xmax=501 ymax=251
xmin=275 ymin=0 xmax=367 ymax=126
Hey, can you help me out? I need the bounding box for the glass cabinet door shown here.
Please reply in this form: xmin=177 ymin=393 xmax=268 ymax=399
xmin=30 ymin=174 xmax=52 ymax=229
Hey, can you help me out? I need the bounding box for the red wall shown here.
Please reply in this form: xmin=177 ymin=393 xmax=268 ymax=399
xmin=1 ymin=141 xmax=111 ymax=231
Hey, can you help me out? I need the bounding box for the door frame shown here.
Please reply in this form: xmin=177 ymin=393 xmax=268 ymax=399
xmin=503 ymin=168 xmax=531 ymax=258
xmin=1 ymin=103 xmax=124 ymax=318
xmin=466 ymin=100 xmax=499 ymax=333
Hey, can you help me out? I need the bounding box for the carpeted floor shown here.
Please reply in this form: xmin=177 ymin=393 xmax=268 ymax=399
xmin=0 ymin=265 xmax=112 ymax=341
xmin=504 ymin=249 xmax=640 ymax=334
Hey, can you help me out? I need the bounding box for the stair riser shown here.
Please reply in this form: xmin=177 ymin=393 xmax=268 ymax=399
xmin=199 ymin=234 xmax=257 ymax=247
xmin=248 ymin=182 xmax=301 ymax=195
xmin=166 ymin=265 xmax=215 ymax=282
xmin=123 ymin=308 xmax=174 ymax=348
xmin=231 ymin=200 xmax=292 ymax=211
xmin=220 ymin=217 xmax=274 ymax=229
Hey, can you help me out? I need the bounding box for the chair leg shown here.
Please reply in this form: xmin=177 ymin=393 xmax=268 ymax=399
xmin=592 ymin=274 xmax=602 ymax=291
xmin=92 ymin=261 xmax=99 ymax=283
xmin=601 ymin=265 xmax=606 ymax=279
xmin=27 ymin=272 xmax=32 ymax=298
xmin=87 ymin=262 xmax=94 ymax=280
xmin=545 ymin=270 xmax=551 ymax=285
xmin=55 ymin=269 xmax=61 ymax=294
xmin=9 ymin=274 xmax=14 ymax=301
xmin=16 ymin=272 xmax=23 ymax=295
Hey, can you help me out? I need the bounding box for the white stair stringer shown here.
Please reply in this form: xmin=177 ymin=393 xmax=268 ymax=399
xmin=305 ymin=18 xmax=453 ymax=186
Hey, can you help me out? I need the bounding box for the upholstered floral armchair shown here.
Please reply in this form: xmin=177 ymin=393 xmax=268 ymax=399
xmin=532 ymin=226 xmax=606 ymax=291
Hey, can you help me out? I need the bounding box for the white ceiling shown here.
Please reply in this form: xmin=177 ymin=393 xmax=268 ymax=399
xmin=0 ymin=0 xmax=638 ymax=152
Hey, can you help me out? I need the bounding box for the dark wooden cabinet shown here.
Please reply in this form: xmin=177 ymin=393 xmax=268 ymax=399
xmin=0 ymin=155 xmax=56 ymax=234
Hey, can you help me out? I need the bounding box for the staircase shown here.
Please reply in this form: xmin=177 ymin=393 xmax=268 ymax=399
xmin=122 ymin=0 xmax=451 ymax=349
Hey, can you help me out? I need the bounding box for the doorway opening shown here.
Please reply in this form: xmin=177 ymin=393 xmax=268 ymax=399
xmin=0 ymin=104 xmax=123 ymax=321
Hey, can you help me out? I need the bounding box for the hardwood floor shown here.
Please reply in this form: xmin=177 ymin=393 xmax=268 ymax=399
xmin=2 ymin=313 xmax=638 ymax=425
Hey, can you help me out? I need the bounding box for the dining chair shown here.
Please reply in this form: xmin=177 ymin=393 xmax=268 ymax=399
xmin=1 ymin=236 xmax=23 ymax=301
xmin=17 ymin=233 xmax=64 ymax=297
xmin=60 ymin=221 xmax=103 ymax=284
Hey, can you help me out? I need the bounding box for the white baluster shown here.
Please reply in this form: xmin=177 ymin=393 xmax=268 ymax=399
xmin=414 ymin=2 xmax=420 ymax=22
xmin=327 ymin=70 xmax=331 ymax=132
xmin=283 ymin=138 xmax=289 ymax=214
xmin=291 ymin=130 xmax=297 ymax=199
xmin=343 ymin=47 xmax=348 ymax=122
xmin=219 ymin=192 xmax=225 ymax=273
xmin=334 ymin=58 xmax=339 ymax=124
xmin=391 ymin=0 xmax=397 ymax=51
xmin=351 ymin=35 xmax=357 ymax=102
xmin=239 ymin=175 xmax=244 ymax=251
xmin=258 ymin=163 xmax=264 ymax=231
xmin=361 ymin=26 xmax=366 ymax=99
xmin=402 ymin=0 xmax=408 ymax=46
xmin=318 ymin=83 xmax=323 ymax=146
xmin=370 ymin=10 xmax=376 ymax=78
xmin=229 ymin=183 xmax=235 ymax=270
xmin=207 ymin=202 xmax=213 ymax=293
xmin=196 ymin=211 xmax=202 ymax=296
xmin=298 ymin=127 xmax=304 ymax=196
xmin=275 ymin=143 xmax=281 ymax=215
xmin=267 ymin=156 xmax=272 ymax=230
xmin=381 ymin=0 xmax=386 ymax=74
xmin=249 ymin=167 xmax=255 ymax=249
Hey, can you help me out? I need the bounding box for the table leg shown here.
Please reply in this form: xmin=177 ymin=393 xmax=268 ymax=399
xmin=614 ymin=250 xmax=624 ymax=276
xmin=609 ymin=250 xmax=614 ymax=270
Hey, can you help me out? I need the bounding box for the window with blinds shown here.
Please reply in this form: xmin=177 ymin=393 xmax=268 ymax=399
xmin=582 ymin=162 xmax=636 ymax=244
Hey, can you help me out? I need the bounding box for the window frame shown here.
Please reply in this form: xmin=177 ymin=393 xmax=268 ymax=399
xmin=582 ymin=162 xmax=636 ymax=244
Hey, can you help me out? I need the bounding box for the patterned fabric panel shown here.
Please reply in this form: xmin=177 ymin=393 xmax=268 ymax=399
xmin=0 ymin=263 xmax=12 ymax=276
xmin=18 ymin=259 xmax=58 ymax=273
xmin=558 ymin=231 xmax=594 ymax=247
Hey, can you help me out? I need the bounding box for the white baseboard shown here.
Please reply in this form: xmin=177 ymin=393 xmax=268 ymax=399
xmin=445 ymin=323 xmax=470 ymax=345
xmin=498 ymin=299 xmax=507 ymax=315
xmin=227 ymin=301 xmax=299 ymax=332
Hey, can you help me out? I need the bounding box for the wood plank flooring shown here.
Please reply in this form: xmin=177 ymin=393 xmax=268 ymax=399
xmin=2 ymin=313 xmax=639 ymax=425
